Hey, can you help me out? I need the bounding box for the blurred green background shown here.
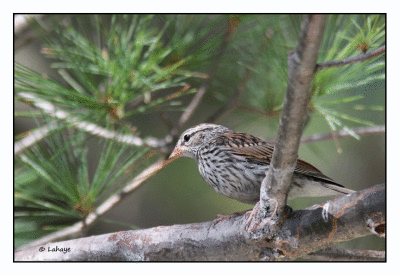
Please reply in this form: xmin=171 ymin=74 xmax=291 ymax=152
xmin=14 ymin=14 xmax=385 ymax=253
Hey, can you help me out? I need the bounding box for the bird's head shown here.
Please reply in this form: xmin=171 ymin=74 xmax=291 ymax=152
xmin=169 ymin=123 xmax=231 ymax=160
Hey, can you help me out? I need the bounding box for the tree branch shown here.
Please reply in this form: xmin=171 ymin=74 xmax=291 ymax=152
xmin=302 ymin=248 xmax=385 ymax=261
xmin=14 ymin=14 xmax=44 ymax=50
xmin=247 ymin=15 xmax=329 ymax=231
xmin=17 ymin=158 xmax=169 ymax=251
xmin=14 ymin=184 xmax=385 ymax=261
xmin=205 ymin=68 xmax=253 ymax=123
xmin=263 ymin=125 xmax=386 ymax=145
xmin=300 ymin=125 xmax=385 ymax=144
xmin=16 ymin=90 xmax=183 ymax=249
xmin=174 ymin=18 xmax=232 ymax=133
xmin=14 ymin=122 xmax=58 ymax=155
xmin=15 ymin=93 xmax=171 ymax=154
xmin=316 ymin=46 xmax=385 ymax=71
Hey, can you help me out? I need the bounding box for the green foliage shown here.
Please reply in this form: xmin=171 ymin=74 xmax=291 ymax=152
xmin=16 ymin=15 xmax=203 ymax=123
xmin=312 ymin=15 xmax=385 ymax=138
xmin=234 ymin=14 xmax=385 ymax=134
xmin=15 ymin=14 xmax=233 ymax=247
xmin=14 ymin=14 xmax=385 ymax=248
xmin=14 ymin=122 xmax=149 ymax=248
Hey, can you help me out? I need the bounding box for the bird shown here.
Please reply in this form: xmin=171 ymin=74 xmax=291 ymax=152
xmin=169 ymin=123 xmax=354 ymax=205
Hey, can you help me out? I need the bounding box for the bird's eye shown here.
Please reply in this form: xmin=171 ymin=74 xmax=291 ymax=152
xmin=183 ymin=134 xmax=191 ymax=142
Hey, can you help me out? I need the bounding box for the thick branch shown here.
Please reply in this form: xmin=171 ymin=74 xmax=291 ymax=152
xmin=257 ymin=15 xmax=329 ymax=221
xmin=15 ymin=184 xmax=385 ymax=261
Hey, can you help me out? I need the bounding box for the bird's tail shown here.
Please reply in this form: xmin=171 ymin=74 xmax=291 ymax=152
xmin=322 ymin=183 xmax=355 ymax=195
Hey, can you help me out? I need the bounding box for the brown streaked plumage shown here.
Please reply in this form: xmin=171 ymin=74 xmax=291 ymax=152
xmin=169 ymin=123 xmax=354 ymax=205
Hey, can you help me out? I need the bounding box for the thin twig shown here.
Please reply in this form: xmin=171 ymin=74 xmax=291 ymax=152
xmin=302 ymin=248 xmax=385 ymax=261
xmin=175 ymin=20 xmax=232 ymax=132
xmin=14 ymin=14 xmax=45 ymax=49
xmin=16 ymin=93 xmax=180 ymax=249
xmin=234 ymin=104 xmax=273 ymax=117
xmin=18 ymin=158 xmax=170 ymax=250
xmin=14 ymin=15 xmax=72 ymax=50
xmin=264 ymin=125 xmax=386 ymax=144
xmin=15 ymin=93 xmax=171 ymax=153
xmin=316 ymin=46 xmax=385 ymax=71
xmin=14 ymin=14 xmax=43 ymax=35
xmin=206 ymin=68 xmax=253 ymax=123
xmin=14 ymin=122 xmax=58 ymax=155
xmin=126 ymin=84 xmax=191 ymax=110
xmin=300 ymin=125 xmax=385 ymax=144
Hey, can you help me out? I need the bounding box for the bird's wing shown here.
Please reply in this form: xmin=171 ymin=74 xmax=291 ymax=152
xmin=215 ymin=132 xmax=340 ymax=186
xmin=214 ymin=132 xmax=274 ymax=164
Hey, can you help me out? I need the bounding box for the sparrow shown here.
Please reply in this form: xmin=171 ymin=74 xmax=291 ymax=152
xmin=169 ymin=123 xmax=354 ymax=205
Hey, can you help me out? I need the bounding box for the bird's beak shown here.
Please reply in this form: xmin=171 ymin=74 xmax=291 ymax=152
xmin=168 ymin=146 xmax=184 ymax=161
